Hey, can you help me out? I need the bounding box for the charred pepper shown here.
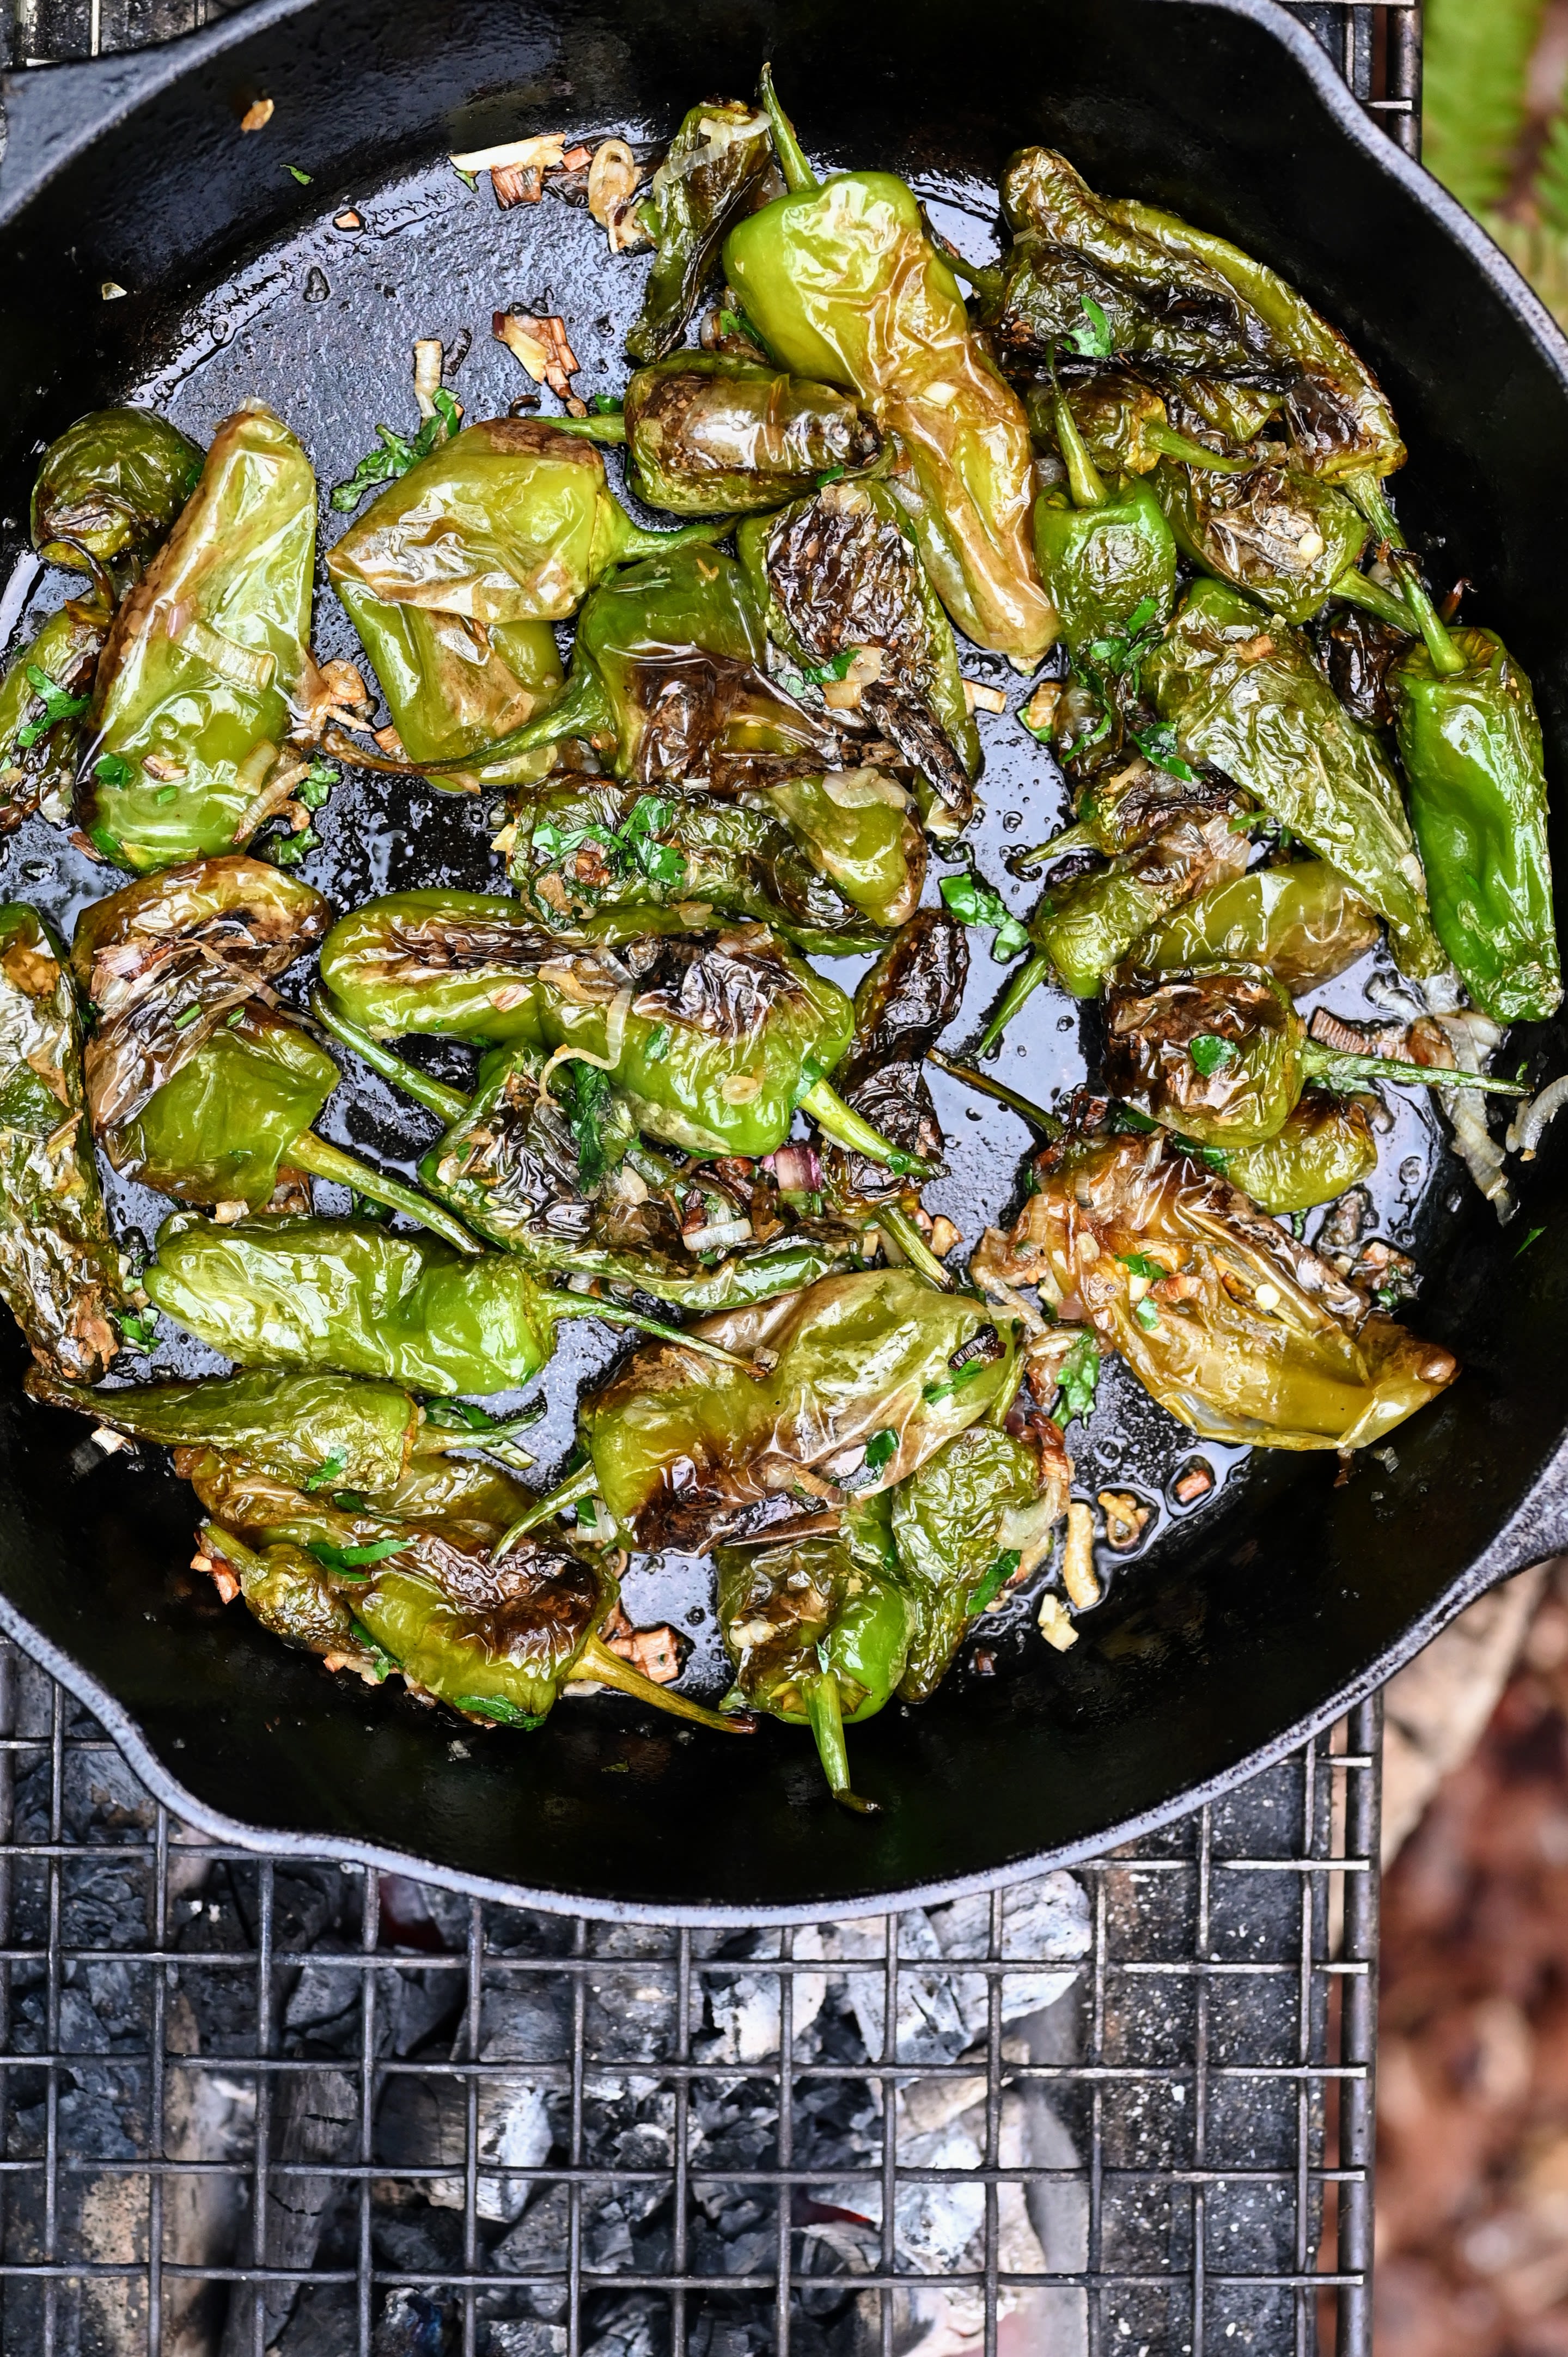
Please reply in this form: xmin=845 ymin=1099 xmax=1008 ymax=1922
xmin=627 ymin=101 xmax=778 ymax=363
xmin=564 ymin=354 xmax=881 ymax=514
xmin=1032 ymin=388 xmax=1177 ymax=655
xmin=32 ymin=406 xmax=203 ymax=575
xmin=0 ymin=596 xmax=110 ymax=832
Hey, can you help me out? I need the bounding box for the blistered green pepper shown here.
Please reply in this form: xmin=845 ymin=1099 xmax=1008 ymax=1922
xmin=1103 ymin=961 xmax=1524 ymax=1147
xmin=721 ymin=73 xmax=1055 ymax=666
xmin=564 ymin=355 xmax=881 ymax=515
xmin=555 ymin=1267 xmax=1020 ymax=1551
xmin=735 ymin=478 xmax=979 ymax=811
xmin=80 ymin=405 xmax=316 ymax=872
xmin=892 ymin=1420 xmax=1070 ymax=1703
xmin=1152 ymin=461 xmax=1374 ymax=625
xmin=715 ymin=1519 xmax=910 ymax=1810
xmin=32 ymin=406 xmax=203 ymax=574
xmin=504 ymin=777 xmax=918 ymax=952
xmin=142 ymin=1211 xmax=751 ymax=1394
xmin=0 ymin=596 xmax=109 ymax=832
xmin=1032 ymin=389 xmax=1177 ymax=655
xmin=332 ymin=582 xmax=563 ymax=791
xmin=627 ymin=101 xmax=777 ymax=363
xmin=319 ymin=888 xmax=916 ymax=1170
xmin=1006 ymin=1129 xmax=1455 ymax=1451
xmin=1145 ymin=578 xmax=1442 ymax=976
xmin=1216 ymin=1095 xmax=1377 ymax=1216
xmin=27 ymin=1367 xmax=429 ymax=1493
xmin=1138 ymin=860 xmax=1379 ymax=991
xmin=0 ymin=905 xmax=121 ymax=1381
xmin=1028 ymin=375 xmax=1259 ymax=478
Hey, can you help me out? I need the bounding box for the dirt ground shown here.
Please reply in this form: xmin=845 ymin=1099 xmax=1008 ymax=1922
xmin=1376 ymin=1564 xmax=1568 ymax=2355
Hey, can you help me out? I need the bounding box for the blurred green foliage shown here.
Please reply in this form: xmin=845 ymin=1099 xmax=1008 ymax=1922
xmin=1425 ymin=0 xmax=1568 ymax=320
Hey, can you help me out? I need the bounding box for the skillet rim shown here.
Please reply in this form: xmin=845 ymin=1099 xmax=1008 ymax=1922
xmin=0 ymin=0 xmax=1565 ymax=1923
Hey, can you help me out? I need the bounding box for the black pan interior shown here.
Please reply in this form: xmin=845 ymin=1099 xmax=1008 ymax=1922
xmin=0 ymin=0 xmax=1564 ymax=1920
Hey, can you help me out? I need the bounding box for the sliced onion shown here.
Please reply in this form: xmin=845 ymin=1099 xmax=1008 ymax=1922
xmin=538 ymin=986 xmax=631 ymax=1101
xmin=1506 ymin=1073 xmax=1568 ymax=1160
xmin=176 ymin=615 xmax=276 ymax=695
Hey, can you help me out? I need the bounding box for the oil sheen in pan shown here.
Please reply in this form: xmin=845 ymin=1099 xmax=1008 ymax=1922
xmin=0 ymin=136 xmax=1457 ymax=1702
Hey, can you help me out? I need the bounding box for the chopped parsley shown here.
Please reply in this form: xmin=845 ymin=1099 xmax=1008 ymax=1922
xmin=14 ymin=666 xmax=89 ymax=750
xmin=1064 ymin=293 xmax=1115 ymax=359
xmin=347 ymin=1619 xmax=396 ymax=1679
xmin=532 ymin=793 xmax=685 ymax=892
xmin=863 ymin=1427 xmax=898 ymax=1473
xmin=330 ymin=386 xmax=461 ymax=512
xmin=560 ymin=1059 xmax=618 ymax=1187
xmin=268 ymin=825 xmax=321 ymax=867
xmin=296 ymin=761 xmax=338 ymax=811
xmin=589 ymin=393 xmax=624 ymax=415
xmin=302 ymin=1451 xmax=348 ymax=1493
xmin=645 ymin=1022 xmax=672 ymax=1063
xmin=939 ymin=869 xmax=1030 ymax=963
xmin=968 ymin=1548 xmax=1022 ymax=1617
xmin=284 ymin=163 xmax=313 ymax=184
xmin=308 ymin=1535 xmax=406 ymax=1576
xmin=155 ymin=785 xmax=178 ymax=805
xmin=1188 ymin=1034 xmax=1237 ymax=1079
xmin=1053 ymin=1331 xmax=1100 ymax=1423
xmin=1117 ymin=1251 xmax=1164 ymax=1281
xmin=1133 ymin=1298 xmax=1162 ymax=1332
xmin=115 ymin=1308 xmax=159 ymax=1351
xmin=923 ymin=1355 xmax=992 ymax=1407
xmin=1515 ymin=1222 xmax=1546 ymax=1258
xmin=94 ymin=751 xmax=133 ymax=789
xmin=1132 ymin=721 xmax=1196 ymax=783
xmin=456 ymin=1695 xmax=545 ymax=1728
xmin=815 ymin=466 xmax=846 ymax=487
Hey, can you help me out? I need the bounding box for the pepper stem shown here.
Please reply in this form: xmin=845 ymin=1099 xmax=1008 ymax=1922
xmin=309 ymin=989 xmax=471 ymax=1124
xmin=798 ymin=1077 xmax=932 ymax=1178
xmin=1143 ymin=423 xmax=1254 ymax=474
xmin=929 ymin=1047 xmax=1064 ymax=1137
xmin=1327 ymin=565 xmax=1419 ymax=637
xmin=1052 ymin=392 xmax=1107 ymax=510
xmin=288 ymin=1131 xmax=486 ymax=1254
xmin=610 ymin=514 xmax=734 ymax=565
xmin=802 ymin=1670 xmax=877 ymax=1813
xmin=472 ymin=663 xmax=615 ymax=766
xmin=547 ymin=412 xmax=628 ymax=444
xmin=874 ymin=1202 xmax=954 ymax=1290
xmin=496 ymin=1461 xmax=599 ymax=1552
xmin=758 ymin=63 xmax=819 ymax=194
xmin=1008 ymin=821 xmax=1093 ymax=873
xmin=975 ymin=950 xmax=1051 ymax=1056
xmin=1343 ymin=468 xmax=1466 ymax=675
xmin=534 ymin=1290 xmax=761 ymax=1372
xmin=575 ymin=1633 xmax=756 ymax=1733
xmin=1300 ymin=1045 xmax=1527 ymax=1097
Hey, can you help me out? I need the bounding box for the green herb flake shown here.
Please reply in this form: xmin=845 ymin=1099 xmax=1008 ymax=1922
xmin=309 ymin=1535 xmax=407 ymax=1576
xmin=296 ymin=762 xmax=338 ymax=811
xmin=225 ymin=1008 xmax=246 ymax=1026
xmin=268 ymin=826 xmax=321 ymax=867
xmin=455 ymin=1695 xmax=545 ymax=1728
xmin=94 ymin=751 xmax=133 ymax=789
xmin=172 ymin=1004 xmax=203 ymax=1031
xmin=115 ymin=1308 xmax=159 ymax=1351
xmin=561 ymin=1059 xmax=618 ymax=1188
xmin=1133 ymin=1298 xmax=1162 ymax=1332
xmin=1132 ymin=722 xmax=1197 ymax=783
xmin=939 ymin=870 xmax=1030 ymax=962
xmin=285 ymin=163 xmax=313 ymax=184
xmin=645 ymin=1022 xmax=672 ymax=1063
xmin=815 ymin=466 xmax=846 ymax=487
xmin=1065 ymin=293 xmax=1115 ymax=359
xmin=330 ymin=387 xmax=459 ymax=513
xmin=1188 ymin=1034 xmax=1237 ymax=1079
xmin=969 ymin=1548 xmax=1022 ymax=1618
xmin=1117 ymin=1252 xmax=1164 ymax=1281
xmin=923 ymin=1355 xmax=990 ymax=1406
xmin=331 ymin=1490 xmax=367 ymax=1512
xmin=14 ymin=666 xmax=89 ymax=749
xmin=302 ymin=1451 xmax=348 ymax=1493
xmin=155 ymin=784 xmax=178 ymax=805
xmin=1515 ymin=1222 xmax=1547 ymax=1258
xmin=863 ymin=1427 xmax=898 ymax=1473
xmin=1053 ymin=1331 xmax=1100 ymax=1423
xmin=347 ymin=1618 xmax=396 ymax=1679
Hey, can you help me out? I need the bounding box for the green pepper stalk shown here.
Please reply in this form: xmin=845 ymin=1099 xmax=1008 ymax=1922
xmin=928 ymin=1047 xmax=1064 ymax=1137
xmin=1103 ymin=961 xmax=1526 ymax=1149
xmin=0 ymin=597 xmax=110 ymax=832
xmin=714 ymin=1519 xmax=910 ymax=1810
xmin=318 ymin=889 xmax=926 ymax=1172
xmin=142 ymin=1211 xmax=761 ymax=1392
xmin=724 ymin=74 xmax=1057 ymax=667
xmin=1026 ymin=378 xmax=1256 ymax=478
xmin=976 ymin=805 xmax=1250 ymax=1047
xmin=80 ymin=404 xmax=317 ymax=872
xmin=1144 ymin=577 xmax=1443 ymax=977
xmin=628 ymin=99 xmax=777 ymax=363
xmin=556 ymin=354 xmax=883 ymax=515
xmin=32 ymin=406 xmax=204 ymax=575
xmin=1033 ymin=391 xmax=1178 ymax=656
xmin=0 ymin=905 xmax=123 ymax=1381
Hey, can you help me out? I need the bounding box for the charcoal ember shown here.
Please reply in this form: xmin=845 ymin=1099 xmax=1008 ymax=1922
xmin=491 ymin=2180 xmax=570 ymax=2314
xmin=691 ymin=2181 xmax=776 ymax=2279
xmin=376 ymin=2284 xmax=457 ymax=2355
xmin=699 ymin=1927 xmax=827 ymax=2064
xmin=377 ymin=1976 xmax=568 ymax=2223
xmin=373 ymin=2190 xmax=468 ymax=2277
xmin=486 ymin=2324 xmax=569 ymax=2357
xmin=218 ymin=2066 xmax=358 ymax=2357
xmin=819 ymin=1910 xmax=971 ymax=2064
xmin=582 ymin=1923 xmax=682 ymax=2063
xmin=580 ymin=2289 xmax=666 ymax=2357
xmin=266 ymin=2282 xmax=358 ymax=2355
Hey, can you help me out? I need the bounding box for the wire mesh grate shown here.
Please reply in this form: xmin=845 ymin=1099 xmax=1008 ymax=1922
xmin=0 ymin=1642 xmax=1381 ymax=2357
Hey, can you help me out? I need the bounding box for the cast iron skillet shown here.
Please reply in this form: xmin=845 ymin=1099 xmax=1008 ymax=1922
xmin=0 ymin=0 xmax=1564 ymax=1924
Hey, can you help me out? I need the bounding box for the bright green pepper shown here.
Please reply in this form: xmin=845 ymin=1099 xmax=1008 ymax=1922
xmin=722 ymin=74 xmax=1055 ymax=666
xmin=571 ymin=1266 xmax=1020 ymax=1551
xmin=27 ymin=1367 xmax=425 ymax=1494
xmin=0 ymin=596 xmax=109 ymax=832
xmin=326 ymin=417 xmax=722 ymax=632
xmin=891 ymin=1420 xmax=1070 ymax=1703
xmin=142 ymin=1211 xmax=748 ymax=1394
xmin=0 ymin=905 xmax=122 ymax=1381
xmin=1010 ymin=1129 xmax=1455 ymax=1451
xmin=1103 ymin=961 xmax=1524 ymax=1147
xmin=755 ymin=771 xmax=925 ymax=931
xmin=714 ymin=1521 xmax=911 ymax=1810
xmin=504 ymin=777 xmax=918 ymax=952
xmin=332 ymin=581 xmax=563 ymax=790
xmin=563 ymin=355 xmax=882 ymax=515
xmin=319 ymin=889 xmax=916 ymax=1170
xmin=32 ymin=406 xmax=203 ymax=573
xmin=734 ymin=478 xmax=980 ymax=800
xmin=627 ymin=100 xmax=776 ymax=363
xmin=1217 ymin=1095 xmax=1377 ymax=1216
xmin=1145 ymin=577 xmax=1442 ymax=977
xmin=1032 ymin=389 xmax=1177 ymax=656
xmin=1138 ymin=860 xmax=1380 ymax=991
xmin=1151 ymin=460 xmax=1372 ymax=624
xmin=80 ymin=405 xmax=316 ymax=872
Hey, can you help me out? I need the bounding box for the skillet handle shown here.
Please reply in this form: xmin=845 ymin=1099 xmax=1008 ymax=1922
xmin=1466 ymin=1433 xmax=1568 ymax=1595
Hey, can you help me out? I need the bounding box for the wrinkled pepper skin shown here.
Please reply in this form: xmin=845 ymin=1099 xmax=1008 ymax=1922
xmin=32 ymin=406 xmax=203 ymax=573
xmin=0 ymin=597 xmax=110 ymax=832
xmin=505 ymin=777 xmax=916 ymax=952
xmin=80 ymin=405 xmax=316 ymax=872
xmin=27 ymin=1367 xmax=423 ymax=1495
xmin=627 ymin=101 xmax=777 ymax=363
xmin=621 ymin=354 xmax=880 ymax=514
xmin=583 ymin=1268 xmax=1018 ymax=1550
xmin=0 ymin=905 xmax=121 ymax=1381
xmin=327 ymin=418 xmax=720 ymax=627
xmin=1013 ymin=1131 xmax=1454 ymax=1450
xmin=821 ymin=907 xmax=967 ymax=1196
xmin=735 ymin=478 xmax=980 ymax=797
xmin=1152 ymin=462 xmax=1368 ymax=624
xmin=1034 ymin=808 xmax=1250 ymax=998
xmin=724 ymin=172 xmax=1057 ymax=665
xmin=117 ymin=1007 xmax=339 ymax=1209
xmin=1391 ymin=628 xmax=1561 ymax=1022
xmin=1139 ymin=860 xmax=1379 ymax=991
xmin=1033 ymin=474 xmax=1177 ymax=655
xmin=891 ymin=1420 xmax=1070 ymax=1702
xmin=1146 ymin=578 xmax=1441 ymax=976
xmin=144 ymin=1214 xmax=557 ymax=1394
xmin=754 ymin=772 xmax=925 ymax=931
xmin=333 ymin=580 xmax=563 ymax=789
xmin=1105 ymin=963 xmax=1302 ymax=1146
xmin=477 ymin=544 xmax=834 ymax=785
xmin=320 ymin=891 xmax=853 ymax=1161
xmin=1218 ymin=1095 xmax=1377 ymax=1216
